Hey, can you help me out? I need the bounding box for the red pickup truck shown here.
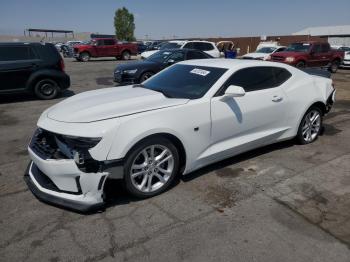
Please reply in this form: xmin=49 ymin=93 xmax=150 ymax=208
xmin=73 ymin=38 xmax=138 ymax=62
xmin=269 ymin=42 xmax=344 ymax=73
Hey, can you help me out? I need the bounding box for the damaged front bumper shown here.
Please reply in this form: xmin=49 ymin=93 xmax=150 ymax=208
xmin=24 ymin=129 xmax=124 ymax=212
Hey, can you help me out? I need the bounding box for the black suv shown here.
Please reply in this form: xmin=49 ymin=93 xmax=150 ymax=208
xmin=0 ymin=42 xmax=70 ymax=99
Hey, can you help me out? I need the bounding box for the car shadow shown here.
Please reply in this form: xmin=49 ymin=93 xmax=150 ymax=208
xmin=0 ymin=90 xmax=75 ymax=104
xmin=182 ymin=140 xmax=295 ymax=183
xmin=99 ymin=139 xmax=295 ymax=214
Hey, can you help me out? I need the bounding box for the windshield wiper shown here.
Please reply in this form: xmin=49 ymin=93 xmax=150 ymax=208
xmin=133 ymin=84 xmax=145 ymax=88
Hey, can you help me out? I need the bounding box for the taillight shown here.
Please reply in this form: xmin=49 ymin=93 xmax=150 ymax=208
xmin=59 ymin=58 xmax=65 ymax=72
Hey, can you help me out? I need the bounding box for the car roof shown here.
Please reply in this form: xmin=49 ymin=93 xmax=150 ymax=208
xmin=178 ymin=58 xmax=295 ymax=70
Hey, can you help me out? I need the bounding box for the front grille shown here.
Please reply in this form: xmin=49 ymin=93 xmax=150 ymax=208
xmin=30 ymin=129 xmax=69 ymax=160
xmin=270 ymin=56 xmax=285 ymax=61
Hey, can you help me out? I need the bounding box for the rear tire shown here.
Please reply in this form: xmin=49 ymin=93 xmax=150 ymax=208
xmin=329 ymin=60 xmax=339 ymax=73
xmin=123 ymin=137 xmax=179 ymax=198
xmin=121 ymin=51 xmax=131 ymax=60
xmin=33 ymin=79 xmax=60 ymax=100
xmin=296 ymin=106 xmax=323 ymax=144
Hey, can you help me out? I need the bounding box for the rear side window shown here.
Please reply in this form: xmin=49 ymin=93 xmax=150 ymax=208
xmin=221 ymin=66 xmax=291 ymax=93
xmin=193 ymin=42 xmax=214 ymax=51
xmin=0 ymin=46 xmax=36 ymax=61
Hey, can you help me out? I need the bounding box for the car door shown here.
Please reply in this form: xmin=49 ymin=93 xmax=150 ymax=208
xmin=104 ymin=39 xmax=118 ymax=57
xmin=308 ymin=44 xmax=324 ymax=67
xmin=0 ymin=45 xmax=39 ymax=91
xmin=209 ymin=66 xmax=291 ymax=160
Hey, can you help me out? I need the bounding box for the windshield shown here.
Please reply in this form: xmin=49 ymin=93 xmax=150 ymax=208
xmin=160 ymin=42 xmax=182 ymax=50
xmin=285 ymin=43 xmax=311 ymax=52
xmin=142 ymin=64 xmax=227 ymax=99
xmin=147 ymin=51 xmax=173 ymax=63
xmin=256 ymin=47 xmax=276 ymax=53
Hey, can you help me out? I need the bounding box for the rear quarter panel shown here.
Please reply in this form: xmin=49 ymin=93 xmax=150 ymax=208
xmin=282 ymin=69 xmax=332 ymax=137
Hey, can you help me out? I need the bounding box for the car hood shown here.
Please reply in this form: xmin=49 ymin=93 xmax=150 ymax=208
xmin=271 ymin=51 xmax=305 ymax=57
xmin=116 ymin=60 xmax=159 ymax=71
xmin=242 ymin=52 xmax=268 ymax=59
xmin=47 ymin=86 xmax=189 ymax=123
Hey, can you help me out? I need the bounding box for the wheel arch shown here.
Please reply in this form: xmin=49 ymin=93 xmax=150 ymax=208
xmin=26 ymin=70 xmax=60 ymax=91
xmin=124 ymin=132 xmax=187 ymax=174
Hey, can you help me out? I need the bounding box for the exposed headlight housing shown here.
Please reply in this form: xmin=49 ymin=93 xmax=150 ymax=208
xmin=285 ymin=57 xmax=295 ymax=62
xmin=123 ymin=69 xmax=138 ymax=74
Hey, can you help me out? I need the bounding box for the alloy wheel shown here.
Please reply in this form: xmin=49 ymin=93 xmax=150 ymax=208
xmin=130 ymin=145 xmax=174 ymax=193
xmin=301 ymin=110 xmax=321 ymax=142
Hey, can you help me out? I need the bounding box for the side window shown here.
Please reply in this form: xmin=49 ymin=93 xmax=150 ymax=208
xmin=221 ymin=66 xmax=290 ymax=94
xmin=183 ymin=42 xmax=194 ymax=49
xmin=103 ymin=39 xmax=115 ymax=46
xmin=0 ymin=46 xmax=36 ymax=61
xmin=201 ymin=43 xmax=214 ymax=51
xmin=192 ymin=42 xmax=214 ymax=51
xmin=321 ymin=44 xmax=330 ymax=53
xmin=273 ymin=67 xmax=292 ymax=86
xmin=167 ymin=52 xmax=185 ymax=62
xmin=187 ymin=51 xmax=209 ymax=60
xmin=312 ymin=44 xmax=322 ymax=53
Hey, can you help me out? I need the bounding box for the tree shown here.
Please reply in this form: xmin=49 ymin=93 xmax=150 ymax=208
xmin=114 ymin=7 xmax=136 ymax=41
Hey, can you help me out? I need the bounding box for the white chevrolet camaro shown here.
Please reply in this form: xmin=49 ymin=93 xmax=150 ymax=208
xmin=25 ymin=59 xmax=335 ymax=212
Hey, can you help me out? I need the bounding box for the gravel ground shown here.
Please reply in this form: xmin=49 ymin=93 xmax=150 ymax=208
xmin=0 ymin=58 xmax=350 ymax=262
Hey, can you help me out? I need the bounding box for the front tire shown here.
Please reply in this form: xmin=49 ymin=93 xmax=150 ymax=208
xmin=33 ymin=79 xmax=60 ymax=100
xmin=79 ymin=52 xmax=90 ymax=62
xmin=140 ymin=71 xmax=154 ymax=82
xmin=121 ymin=51 xmax=131 ymax=60
xmin=296 ymin=106 xmax=323 ymax=144
xmin=123 ymin=137 xmax=179 ymax=198
xmin=296 ymin=61 xmax=305 ymax=68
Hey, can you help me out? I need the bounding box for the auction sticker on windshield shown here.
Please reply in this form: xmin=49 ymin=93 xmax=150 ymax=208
xmin=190 ymin=68 xmax=210 ymax=76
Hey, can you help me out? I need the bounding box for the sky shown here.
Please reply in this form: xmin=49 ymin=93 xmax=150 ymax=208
xmin=1 ymin=0 xmax=350 ymax=39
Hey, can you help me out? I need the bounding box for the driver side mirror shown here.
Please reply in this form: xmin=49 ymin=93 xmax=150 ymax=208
xmin=224 ymin=85 xmax=246 ymax=97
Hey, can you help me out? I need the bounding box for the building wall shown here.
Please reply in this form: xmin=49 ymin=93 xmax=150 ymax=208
xmin=204 ymin=35 xmax=326 ymax=55
xmin=328 ymin=37 xmax=350 ymax=47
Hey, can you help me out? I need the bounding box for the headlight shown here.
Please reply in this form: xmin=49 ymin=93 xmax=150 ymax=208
xmin=265 ymin=55 xmax=271 ymax=61
xmin=123 ymin=69 xmax=138 ymax=74
xmin=59 ymin=135 xmax=101 ymax=150
xmin=285 ymin=57 xmax=295 ymax=62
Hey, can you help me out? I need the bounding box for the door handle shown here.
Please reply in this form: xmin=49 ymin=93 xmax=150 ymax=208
xmin=272 ymin=95 xmax=283 ymax=102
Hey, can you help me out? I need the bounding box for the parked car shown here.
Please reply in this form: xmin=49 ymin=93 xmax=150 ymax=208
xmin=0 ymin=42 xmax=70 ymax=99
xmin=141 ymin=40 xmax=221 ymax=59
xmin=339 ymin=46 xmax=350 ymax=68
xmin=66 ymin=40 xmax=83 ymax=46
xmin=54 ymin=42 xmax=64 ymax=52
xmin=136 ymin=42 xmax=148 ymax=54
xmin=141 ymin=41 xmax=185 ymax=58
xmin=25 ymin=59 xmax=335 ymax=212
xmin=268 ymin=42 xmax=344 ymax=73
xmin=114 ymin=48 xmax=212 ymax=85
xmin=73 ymin=38 xmax=138 ymax=62
xmin=242 ymin=46 xmax=286 ymax=60
xmin=145 ymin=41 xmax=164 ymax=51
